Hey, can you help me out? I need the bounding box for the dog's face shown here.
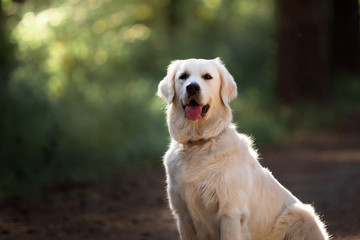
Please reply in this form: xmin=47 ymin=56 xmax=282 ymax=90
xmin=174 ymin=59 xmax=222 ymax=121
xmin=158 ymin=58 xmax=237 ymax=143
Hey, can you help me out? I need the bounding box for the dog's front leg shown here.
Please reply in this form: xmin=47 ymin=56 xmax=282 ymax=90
xmin=220 ymin=212 xmax=249 ymax=240
xmin=172 ymin=202 xmax=197 ymax=240
xmin=168 ymin=188 xmax=197 ymax=240
xmin=176 ymin=210 xmax=197 ymax=240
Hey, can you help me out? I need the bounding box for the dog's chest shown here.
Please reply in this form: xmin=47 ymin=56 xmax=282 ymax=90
xmin=183 ymin=176 xmax=219 ymax=213
xmin=167 ymin=143 xmax=235 ymax=237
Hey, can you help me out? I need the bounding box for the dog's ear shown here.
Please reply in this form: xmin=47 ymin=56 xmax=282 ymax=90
xmin=157 ymin=60 xmax=181 ymax=104
xmin=214 ymin=57 xmax=237 ymax=106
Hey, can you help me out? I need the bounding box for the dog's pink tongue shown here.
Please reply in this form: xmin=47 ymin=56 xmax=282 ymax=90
xmin=185 ymin=105 xmax=202 ymax=121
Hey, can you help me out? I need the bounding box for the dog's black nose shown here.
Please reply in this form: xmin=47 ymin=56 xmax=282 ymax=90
xmin=186 ymin=82 xmax=200 ymax=96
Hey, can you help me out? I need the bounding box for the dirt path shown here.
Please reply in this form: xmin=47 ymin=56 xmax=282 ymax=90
xmin=0 ymin=114 xmax=359 ymax=240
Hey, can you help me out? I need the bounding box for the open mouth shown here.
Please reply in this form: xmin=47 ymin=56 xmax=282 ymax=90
xmin=183 ymin=100 xmax=210 ymax=121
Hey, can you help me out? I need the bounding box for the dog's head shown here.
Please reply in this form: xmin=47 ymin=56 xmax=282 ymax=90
xmin=158 ymin=58 xmax=237 ymax=143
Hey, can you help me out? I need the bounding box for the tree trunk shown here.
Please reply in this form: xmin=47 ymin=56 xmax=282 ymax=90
xmin=277 ymin=0 xmax=332 ymax=104
xmin=331 ymin=0 xmax=360 ymax=73
xmin=0 ymin=1 xmax=19 ymax=96
xmin=0 ymin=0 xmax=8 ymax=93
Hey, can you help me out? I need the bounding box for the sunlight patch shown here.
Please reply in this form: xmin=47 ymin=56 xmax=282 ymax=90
xmin=120 ymin=24 xmax=150 ymax=43
xmin=94 ymin=51 xmax=108 ymax=65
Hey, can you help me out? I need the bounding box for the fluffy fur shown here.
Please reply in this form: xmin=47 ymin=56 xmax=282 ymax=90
xmin=157 ymin=58 xmax=330 ymax=240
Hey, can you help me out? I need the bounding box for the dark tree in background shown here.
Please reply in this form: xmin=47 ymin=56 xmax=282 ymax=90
xmin=0 ymin=0 xmax=9 ymax=93
xmin=277 ymin=0 xmax=360 ymax=104
xmin=332 ymin=0 xmax=360 ymax=72
xmin=0 ymin=0 xmax=17 ymax=96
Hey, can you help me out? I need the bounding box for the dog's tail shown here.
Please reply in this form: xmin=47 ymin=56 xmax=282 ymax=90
xmin=268 ymin=203 xmax=331 ymax=240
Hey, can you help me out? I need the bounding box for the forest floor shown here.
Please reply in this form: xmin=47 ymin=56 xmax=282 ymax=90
xmin=0 ymin=113 xmax=360 ymax=240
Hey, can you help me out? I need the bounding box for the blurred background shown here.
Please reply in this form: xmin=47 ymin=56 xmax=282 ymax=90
xmin=0 ymin=0 xmax=359 ymax=201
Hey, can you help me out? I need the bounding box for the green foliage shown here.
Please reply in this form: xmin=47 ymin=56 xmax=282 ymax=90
xmin=1 ymin=0 xmax=358 ymax=200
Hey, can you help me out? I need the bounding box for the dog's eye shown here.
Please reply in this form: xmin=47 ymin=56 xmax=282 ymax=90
xmin=203 ymin=73 xmax=212 ymax=80
xmin=179 ymin=73 xmax=189 ymax=80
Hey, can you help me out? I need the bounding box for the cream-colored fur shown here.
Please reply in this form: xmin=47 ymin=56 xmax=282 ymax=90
xmin=157 ymin=58 xmax=330 ymax=240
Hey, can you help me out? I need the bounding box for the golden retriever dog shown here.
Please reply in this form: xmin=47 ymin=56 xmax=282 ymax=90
xmin=157 ymin=58 xmax=330 ymax=240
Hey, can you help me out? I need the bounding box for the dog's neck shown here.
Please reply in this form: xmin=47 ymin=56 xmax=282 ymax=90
xmin=185 ymin=127 xmax=226 ymax=145
xmin=169 ymin=117 xmax=230 ymax=145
